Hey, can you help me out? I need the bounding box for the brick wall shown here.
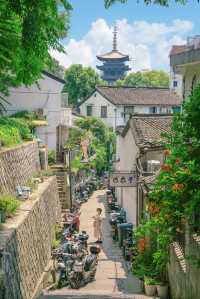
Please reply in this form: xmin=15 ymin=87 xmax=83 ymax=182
xmin=0 ymin=177 xmax=61 ymax=299
xmin=0 ymin=141 xmax=40 ymax=194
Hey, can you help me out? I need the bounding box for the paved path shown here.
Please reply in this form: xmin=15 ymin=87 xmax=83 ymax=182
xmin=42 ymin=190 xmax=154 ymax=299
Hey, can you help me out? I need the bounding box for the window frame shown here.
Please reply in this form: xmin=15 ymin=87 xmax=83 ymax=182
xmin=86 ymin=105 xmax=93 ymax=116
xmin=101 ymin=105 xmax=107 ymax=118
xmin=149 ymin=106 xmax=157 ymax=114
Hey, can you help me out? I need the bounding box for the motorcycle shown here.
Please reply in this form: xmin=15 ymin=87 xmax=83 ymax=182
xmin=68 ymin=246 xmax=101 ymax=289
xmin=63 ymin=209 xmax=81 ymax=234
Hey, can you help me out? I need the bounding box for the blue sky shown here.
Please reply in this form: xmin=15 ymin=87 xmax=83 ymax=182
xmin=52 ymin=0 xmax=200 ymax=72
xmin=69 ymin=1 xmax=200 ymax=39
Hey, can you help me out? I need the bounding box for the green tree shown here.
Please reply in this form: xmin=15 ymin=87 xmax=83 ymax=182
xmin=65 ymin=117 xmax=116 ymax=174
xmin=46 ymin=57 xmax=66 ymax=79
xmin=64 ymin=64 xmax=104 ymax=106
xmin=0 ymin=0 xmax=72 ymax=97
xmin=104 ymin=0 xmax=186 ymax=8
xmin=115 ymin=70 xmax=169 ymax=88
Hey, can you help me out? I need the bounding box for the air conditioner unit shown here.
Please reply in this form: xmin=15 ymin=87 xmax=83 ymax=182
xmin=146 ymin=160 xmax=160 ymax=173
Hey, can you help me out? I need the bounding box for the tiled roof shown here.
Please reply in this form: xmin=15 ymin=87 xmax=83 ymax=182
xmin=130 ymin=115 xmax=172 ymax=147
xmin=170 ymin=45 xmax=188 ymax=56
xmin=97 ymin=50 xmax=129 ymax=60
xmin=96 ymin=86 xmax=181 ymax=106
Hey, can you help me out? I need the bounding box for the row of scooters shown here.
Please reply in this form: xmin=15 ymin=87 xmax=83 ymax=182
xmin=52 ymin=176 xmax=100 ymax=290
xmin=52 ymin=208 xmax=101 ymax=289
xmin=106 ymin=190 xmax=136 ymax=261
xmin=73 ymin=177 xmax=100 ymax=206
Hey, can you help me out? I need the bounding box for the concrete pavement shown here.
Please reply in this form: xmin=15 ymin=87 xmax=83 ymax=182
xmin=41 ymin=190 xmax=154 ymax=299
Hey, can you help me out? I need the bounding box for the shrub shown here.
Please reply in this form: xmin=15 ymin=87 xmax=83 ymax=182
xmin=48 ymin=150 xmax=56 ymax=165
xmin=0 ymin=116 xmax=32 ymax=146
xmin=0 ymin=194 xmax=20 ymax=215
xmin=0 ymin=126 xmax=21 ymax=146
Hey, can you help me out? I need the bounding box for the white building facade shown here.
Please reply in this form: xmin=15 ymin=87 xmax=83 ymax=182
xmin=113 ymin=115 xmax=172 ymax=227
xmin=79 ymin=86 xmax=181 ymax=129
xmin=4 ymin=71 xmax=71 ymax=150
xmin=170 ymin=35 xmax=200 ymax=99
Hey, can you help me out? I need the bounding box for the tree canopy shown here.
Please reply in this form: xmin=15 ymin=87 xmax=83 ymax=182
xmin=0 ymin=0 xmax=72 ymax=96
xmin=104 ymin=0 xmax=187 ymax=8
xmin=65 ymin=117 xmax=116 ymax=174
xmin=115 ymin=70 xmax=169 ymax=88
xmin=64 ymin=64 xmax=104 ymax=106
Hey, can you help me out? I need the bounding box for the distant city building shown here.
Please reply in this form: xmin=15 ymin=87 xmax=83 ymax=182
xmin=96 ymin=26 xmax=131 ymax=85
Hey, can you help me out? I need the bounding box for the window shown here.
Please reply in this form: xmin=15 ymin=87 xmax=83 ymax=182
xmin=149 ymin=107 xmax=157 ymax=114
xmin=159 ymin=107 xmax=167 ymax=114
xmin=172 ymin=106 xmax=181 ymax=113
xmin=124 ymin=106 xmax=135 ymax=117
xmin=101 ymin=106 xmax=107 ymax=118
xmin=86 ymin=105 xmax=92 ymax=116
xmin=173 ymin=80 xmax=178 ymax=88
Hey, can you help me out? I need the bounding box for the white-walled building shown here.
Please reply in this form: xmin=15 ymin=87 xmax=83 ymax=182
xmin=114 ymin=115 xmax=172 ymax=226
xmin=4 ymin=71 xmax=72 ymax=150
xmin=79 ymin=86 xmax=181 ymax=129
xmin=170 ymin=35 xmax=200 ymax=99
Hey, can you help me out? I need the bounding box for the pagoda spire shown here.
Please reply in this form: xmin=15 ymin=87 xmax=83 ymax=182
xmin=113 ymin=25 xmax=118 ymax=51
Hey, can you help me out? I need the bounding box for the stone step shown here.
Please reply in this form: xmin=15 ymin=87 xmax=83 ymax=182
xmin=41 ymin=292 xmax=156 ymax=299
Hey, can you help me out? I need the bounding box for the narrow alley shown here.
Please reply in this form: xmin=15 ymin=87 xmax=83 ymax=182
xmin=42 ymin=190 xmax=155 ymax=299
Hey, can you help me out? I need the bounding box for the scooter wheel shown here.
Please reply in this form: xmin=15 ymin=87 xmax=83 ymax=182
xmin=70 ymin=272 xmax=82 ymax=289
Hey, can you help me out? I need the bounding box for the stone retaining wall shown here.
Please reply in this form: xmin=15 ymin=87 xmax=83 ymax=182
xmin=0 ymin=177 xmax=61 ymax=299
xmin=0 ymin=142 xmax=40 ymax=194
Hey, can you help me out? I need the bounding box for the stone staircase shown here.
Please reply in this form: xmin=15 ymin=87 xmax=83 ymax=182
xmin=50 ymin=164 xmax=69 ymax=210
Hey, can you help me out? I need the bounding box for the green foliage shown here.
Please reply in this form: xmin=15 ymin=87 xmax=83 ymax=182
xmin=104 ymin=0 xmax=186 ymax=8
xmin=132 ymin=84 xmax=200 ymax=282
xmin=65 ymin=117 xmax=116 ymax=174
xmin=0 ymin=194 xmax=20 ymax=215
xmin=51 ymin=238 xmax=61 ymax=249
xmin=46 ymin=57 xmax=65 ymax=79
xmin=0 ymin=126 xmax=21 ymax=146
xmin=115 ymin=71 xmax=169 ymax=88
xmin=48 ymin=150 xmax=56 ymax=165
xmin=64 ymin=64 xmax=104 ymax=106
xmin=0 ymin=0 xmax=72 ymax=102
xmin=0 ymin=116 xmax=32 ymax=146
xmin=144 ymin=277 xmax=157 ymax=285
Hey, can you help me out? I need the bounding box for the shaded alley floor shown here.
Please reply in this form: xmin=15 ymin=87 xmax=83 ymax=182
xmin=42 ymin=190 xmax=154 ymax=299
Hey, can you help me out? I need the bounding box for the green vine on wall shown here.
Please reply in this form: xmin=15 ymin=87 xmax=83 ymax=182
xmin=133 ymin=85 xmax=200 ymax=283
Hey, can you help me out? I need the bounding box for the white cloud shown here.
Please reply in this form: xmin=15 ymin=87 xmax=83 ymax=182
xmin=51 ymin=18 xmax=193 ymax=72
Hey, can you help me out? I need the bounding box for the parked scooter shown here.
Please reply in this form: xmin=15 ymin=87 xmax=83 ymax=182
xmin=109 ymin=208 xmax=126 ymax=241
xmin=63 ymin=209 xmax=81 ymax=234
xmin=68 ymin=246 xmax=101 ymax=289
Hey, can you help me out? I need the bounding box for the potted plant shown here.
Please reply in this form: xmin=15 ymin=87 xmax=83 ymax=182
xmin=144 ymin=277 xmax=157 ymax=296
xmin=153 ymin=250 xmax=169 ymax=299
xmin=156 ymin=282 xmax=168 ymax=299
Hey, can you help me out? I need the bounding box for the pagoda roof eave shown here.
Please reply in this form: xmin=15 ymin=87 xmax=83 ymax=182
xmin=96 ymin=50 xmax=130 ymax=61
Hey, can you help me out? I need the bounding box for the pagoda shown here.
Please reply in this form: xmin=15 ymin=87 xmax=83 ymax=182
xmin=96 ymin=26 xmax=131 ymax=85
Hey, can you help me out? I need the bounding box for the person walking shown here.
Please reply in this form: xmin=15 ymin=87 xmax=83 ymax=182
xmin=93 ymin=208 xmax=103 ymax=243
